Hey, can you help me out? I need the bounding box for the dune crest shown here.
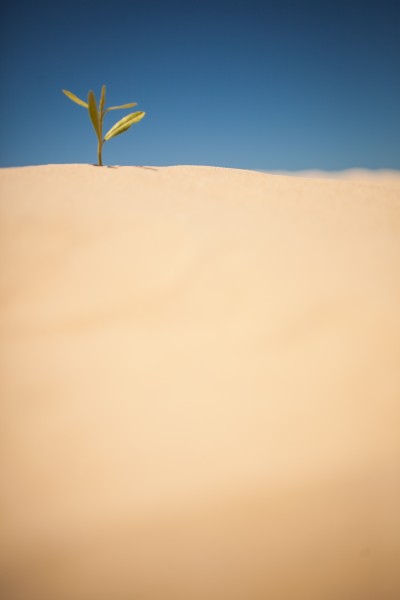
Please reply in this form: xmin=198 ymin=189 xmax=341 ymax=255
xmin=1 ymin=164 xmax=400 ymax=599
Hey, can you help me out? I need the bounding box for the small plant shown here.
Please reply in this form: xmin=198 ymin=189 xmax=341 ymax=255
xmin=62 ymin=85 xmax=145 ymax=166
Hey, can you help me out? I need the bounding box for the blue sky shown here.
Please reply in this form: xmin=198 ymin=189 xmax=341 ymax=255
xmin=1 ymin=0 xmax=399 ymax=170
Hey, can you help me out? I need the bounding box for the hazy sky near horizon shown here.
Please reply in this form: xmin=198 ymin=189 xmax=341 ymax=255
xmin=1 ymin=0 xmax=399 ymax=170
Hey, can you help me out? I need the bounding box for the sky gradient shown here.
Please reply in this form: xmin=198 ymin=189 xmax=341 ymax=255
xmin=1 ymin=0 xmax=399 ymax=170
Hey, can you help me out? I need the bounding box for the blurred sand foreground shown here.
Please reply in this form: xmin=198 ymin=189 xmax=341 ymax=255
xmin=1 ymin=164 xmax=400 ymax=599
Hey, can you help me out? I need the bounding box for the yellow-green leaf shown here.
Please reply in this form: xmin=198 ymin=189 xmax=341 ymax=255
xmin=105 ymin=102 xmax=138 ymax=112
xmin=62 ymin=89 xmax=88 ymax=108
xmin=88 ymin=90 xmax=101 ymax=140
xmin=99 ymin=85 xmax=106 ymax=113
xmin=104 ymin=111 xmax=145 ymax=141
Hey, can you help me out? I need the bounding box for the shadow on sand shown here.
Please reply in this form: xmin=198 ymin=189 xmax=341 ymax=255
xmin=91 ymin=165 xmax=158 ymax=171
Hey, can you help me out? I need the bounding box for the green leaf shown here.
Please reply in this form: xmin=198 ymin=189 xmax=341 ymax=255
xmin=62 ymin=89 xmax=88 ymax=108
xmin=99 ymin=85 xmax=106 ymax=114
xmin=88 ymin=90 xmax=101 ymax=140
xmin=104 ymin=102 xmax=138 ymax=112
xmin=104 ymin=111 xmax=145 ymax=141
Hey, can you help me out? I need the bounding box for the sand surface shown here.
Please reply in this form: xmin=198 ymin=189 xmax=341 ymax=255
xmin=271 ymin=168 xmax=400 ymax=188
xmin=1 ymin=164 xmax=400 ymax=599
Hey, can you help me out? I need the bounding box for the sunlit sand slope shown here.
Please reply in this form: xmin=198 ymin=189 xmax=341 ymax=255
xmin=1 ymin=164 xmax=400 ymax=599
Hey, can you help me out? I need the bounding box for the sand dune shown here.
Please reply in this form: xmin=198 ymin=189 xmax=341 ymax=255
xmin=269 ymin=168 xmax=400 ymax=188
xmin=1 ymin=164 xmax=400 ymax=599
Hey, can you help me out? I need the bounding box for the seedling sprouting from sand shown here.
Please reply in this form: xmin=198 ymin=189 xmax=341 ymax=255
xmin=62 ymin=85 xmax=145 ymax=166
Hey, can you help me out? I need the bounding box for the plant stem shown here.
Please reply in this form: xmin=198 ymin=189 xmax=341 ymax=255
xmin=97 ymin=109 xmax=104 ymax=166
xmin=97 ymin=139 xmax=103 ymax=166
